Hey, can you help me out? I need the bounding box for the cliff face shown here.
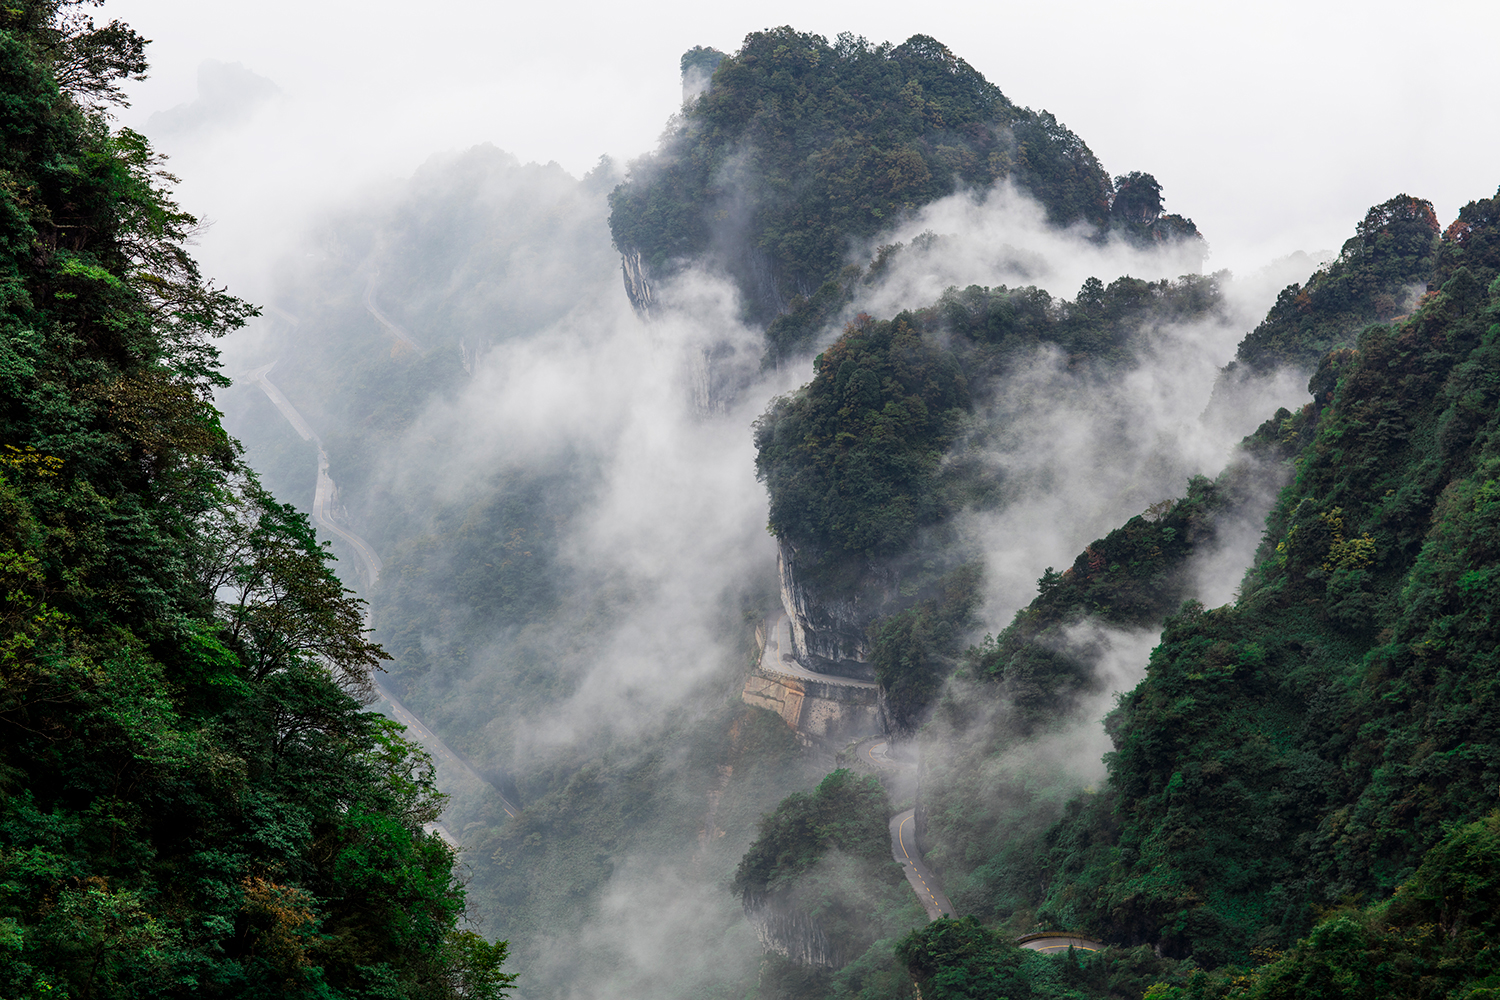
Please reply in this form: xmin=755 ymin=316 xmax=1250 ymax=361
xmin=741 ymin=673 xmax=882 ymax=747
xmin=620 ymin=250 xmax=654 ymax=315
xmin=777 ymin=538 xmax=880 ymax=681
xmin=742 ymin=894 xmax=845 ymax=968
xmin=742 ymin=609 xmax=884 ymax=752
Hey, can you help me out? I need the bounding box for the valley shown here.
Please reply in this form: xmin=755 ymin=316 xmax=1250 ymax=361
xmin=6 ymin=7 xmax=1500 ymax=999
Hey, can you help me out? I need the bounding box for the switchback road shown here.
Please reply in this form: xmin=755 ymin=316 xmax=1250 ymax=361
xmin=1017 ymin=934 xmax=1105 ymax=954
xmin=244 ymin=362 xmax=383 ymax=589
xmin=244 ymin=358 xmax=516 ymax=836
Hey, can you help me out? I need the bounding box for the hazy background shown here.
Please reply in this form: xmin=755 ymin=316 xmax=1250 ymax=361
xmin=94 ymin=3 xmax=1500 ymax=995
xmin=105 ymin=0 xmax=1500 ymax=320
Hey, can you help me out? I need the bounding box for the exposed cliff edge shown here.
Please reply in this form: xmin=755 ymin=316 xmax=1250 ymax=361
xmin=742 ymin=893 xmax=846 ymax=968
xmin=742 ymin=611 xmax=884 ymax=751
xmin=777 ymin=538 xmax=881 ymax=681
xmin=621 ymin=249 xmax=654 ymax=315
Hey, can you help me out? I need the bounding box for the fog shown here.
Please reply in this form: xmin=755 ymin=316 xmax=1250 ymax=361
xmin=224 ymin=128 xmax=1305 ymax=1000
xmin=106 ymin=0 xmax=1500 ymax=303
xmin=97 ymin=1 xmax=1500 ymax=994
xmin=781 ymin=180 xmax=1314 ymax=629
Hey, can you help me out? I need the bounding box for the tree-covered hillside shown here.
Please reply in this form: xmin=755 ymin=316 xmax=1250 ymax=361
xmin=754 ymin=270 xmax=1235 ymax=728
xmin=905 ymin=185 xmax=1500 ymax=986
xmin=609 ymin=28 xmax=1199 ymax=342
xmin=0 ymin=3 xmax=508 ymax=995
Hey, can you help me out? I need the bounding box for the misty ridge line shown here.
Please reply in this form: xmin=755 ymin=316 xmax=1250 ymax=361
xmin=246 ymin=156 xmax=1302 ymax=1000
xmin=14 ymin=1 xmax=1496 ymax=993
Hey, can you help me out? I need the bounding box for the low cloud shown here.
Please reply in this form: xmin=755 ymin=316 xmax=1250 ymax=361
xmin=147 ymin=60 xmax=280 ymax=135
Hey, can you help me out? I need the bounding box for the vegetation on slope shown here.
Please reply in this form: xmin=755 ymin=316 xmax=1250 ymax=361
xmin=755 ymin=272 xmax=1234 ymax=729
xmin=1230 ymin=194 xmax=1440 ymax=375
xmin=905 ymin=187 xmax=1500 ymax=991
xmin=733 ymin=769 xmax=922 ymax=1000
xmin=758 ymin=275 xmax=1228 ymax=564
xmin=1051 ymin=262 xmax=1500 ymax=962
xmin=0 ymin=3 xmax=509 ymax=995
xmin=1141 ymin=810 xmax=1500 ymax=999
xmin=609 ymin=28 xmax=1199 ymax=344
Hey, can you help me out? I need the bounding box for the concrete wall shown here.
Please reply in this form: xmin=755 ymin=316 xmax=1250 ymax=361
xmin=742 ymin=672 xmax=881 ymax=747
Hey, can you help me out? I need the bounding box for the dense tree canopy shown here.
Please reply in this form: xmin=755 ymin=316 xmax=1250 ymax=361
xmin=609 ymin=28 xmax=1191 ymax=329
xmin=1233 ymin=194 xmax=1441 ymax=374
xmin=0 ymin=3 xmax=512 ymax=995
xmin=909 ymin=192 xmax=1500 ymax=986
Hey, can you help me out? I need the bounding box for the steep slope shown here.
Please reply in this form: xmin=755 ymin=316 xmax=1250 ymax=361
xmin=0 ymin=6 xmax=506 ymax=996
xmin=908 ymin=187 xmax=1500 ymax=980
xmin=755 ymin=272 xmax=1239 ymax=719
xmin=609 ymin=28 xmax=1199 ymax=352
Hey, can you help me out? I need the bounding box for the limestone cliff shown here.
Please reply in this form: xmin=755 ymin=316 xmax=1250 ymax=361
xmin=742 ymin=611 xmax=884 ymax=750
xmin=777 ymin=538 xmax=881 ymax=682
xmin=620 ymin=250 xmax=654 ymax=315
xmin=742 ymin=894 xmax=845 ymax=968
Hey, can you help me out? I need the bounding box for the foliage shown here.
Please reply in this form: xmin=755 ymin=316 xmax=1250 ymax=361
xmin=1232 ymin=194 xmax=1440 ymax=376
xmin=1110 ymin=171 xmax=1201 ymax=248
xmin=734 ymin=770 xmax=920 ymax=986
xmin=1140 ymin=811 xmax=1500 ymax=1000
xmin=757 ymin=274 xmax=1232 ymax=576
xmin=0 ymin=5 xmax=509 ymax=995
xmin=755 ymin=311 xmax=970 ymax=567
xmin=1020 ymin=252 xmax=1500 ymax=967
xmin=609 ymin=28 xmax=1194 ymax=333
xmin=734 ymin=769 xmax=893 ymax=900
xmin=899 ymin=917 xmax=1180 ymax=1000
xmin=1433 ymin=186 xmax=1500 ymax=290
xmin=870 ymin=563 xmax=981 ymax=733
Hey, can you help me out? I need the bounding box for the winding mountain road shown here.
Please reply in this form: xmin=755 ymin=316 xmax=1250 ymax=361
xmin=363 ymin=275 xmax=422 ymax=352
xmin=1016 ymin=934 xmax=1103 ymax=954
xmin=245 ymin=362 xmax=383 ymax=590
xmin=850 ymin=740 xmax=1106 ymax=951
xmin=758 ymin=611 xmax=878 ymax=689
xmin=243 ymin=355 xmax=517 ymax=838
xmin=891 ymin=808 xmax=955 ymax=920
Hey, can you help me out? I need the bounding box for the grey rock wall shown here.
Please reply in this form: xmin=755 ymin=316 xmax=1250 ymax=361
xmin=742 ymin=894 xmax=846 ymax=968
xmin=777 ymin=538 xmax=879 ymax=681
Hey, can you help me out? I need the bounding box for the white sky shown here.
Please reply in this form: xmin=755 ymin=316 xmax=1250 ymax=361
xmin=103 ymin=0 xmax=1500 ymax=301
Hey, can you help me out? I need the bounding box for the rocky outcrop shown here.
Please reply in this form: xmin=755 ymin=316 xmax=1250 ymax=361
xmin=742 ymin=611 xmax=882 ymax=749
xmin=777 ymin=538 xmax=880 ymax=681
xmin=742 ymin=894 xmax=845 ymax=968
xmin=621 ymin=250 xmax=654 ymax=315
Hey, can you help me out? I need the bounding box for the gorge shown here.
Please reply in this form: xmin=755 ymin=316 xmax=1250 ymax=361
xmin=7 ymin=6 xmax=1500 ymax=1000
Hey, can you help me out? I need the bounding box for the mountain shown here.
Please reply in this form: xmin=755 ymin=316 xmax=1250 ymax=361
xmin=42 ymin=9 xmax=1500 ymax=998
xmin=904 ymin=188 xmax=1500 ymax=993
xmin=608 ymin=28 xmax=1201 ymax=360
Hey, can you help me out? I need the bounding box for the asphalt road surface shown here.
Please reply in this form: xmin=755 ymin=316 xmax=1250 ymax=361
xmin=1017 ymin=934 xmax=1106 ymax=954
xmin=762 ymin=618 xmax=1108 ymax=946
xmin=891 ymin=809 xmax=955 ymax=920
xmin=758 ymin=612 xmax=878 ymax=690
xmin=848 ymin=732 xmax=957 ymax=922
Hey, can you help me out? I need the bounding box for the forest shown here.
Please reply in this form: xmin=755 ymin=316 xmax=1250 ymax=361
xmin=8 ymin=8 xmax=1500 ymax=1000
xmin=0 ymin=3 xmax=509 ymax=996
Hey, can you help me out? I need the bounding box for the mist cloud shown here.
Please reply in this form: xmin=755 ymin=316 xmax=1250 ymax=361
xmin=146 ymin=60 xmax=279 ymax=134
